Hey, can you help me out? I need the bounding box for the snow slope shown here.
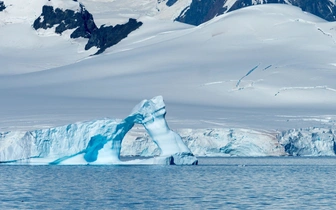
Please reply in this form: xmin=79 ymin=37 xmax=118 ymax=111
xmin=0 ymin=0 xmax=95 ymax=74
xmin=1 ymin=2 xmax=336 ymax=157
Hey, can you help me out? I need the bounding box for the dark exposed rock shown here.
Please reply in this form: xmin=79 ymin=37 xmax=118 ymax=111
xmin=85 ymin=18 xmax=143 ymax=55
xmin=0 ymin=1 xmax=6 ymax=12
xmin=175 ymin=0 xmax=226 ymax=26
xmin=33 ymin=4 xmax=97 ymax=38
xmin=290 ymin=0 xmax=336 ymax=22
xmin=176 ymin=0 xmax=336 ymax=26
xmin=166 ymin=0 xmax=178 ymax=7
xmin=33 ymin=4 xmax=143 ymax=55
xmin=228 ymin=0 xmax=286 ymax=12
xmin=70 ymin=5 xmax=97 ymax=39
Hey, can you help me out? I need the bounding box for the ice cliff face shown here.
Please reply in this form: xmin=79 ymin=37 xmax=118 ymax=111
xmin=121 ymin=127 xmax=336 ymax=157
xmin=180 ymin=129 xmax=284 ymax=157
xmin=2 ymin=97 xmax=335 ymax=161
xmin=185 ymin=127 xmax=336 ymax=157
xmin=2 ymin=117 xmax=336 ymax=162
xmin=278 ymin=127 xmax=336 ymax=156
xmin=0 ymin=96 xmax=198 ymax=165
xmin=182 ymin=127 xmax=336 ymax=157
xmin=127 ymin=128 xmax=285 ymax=157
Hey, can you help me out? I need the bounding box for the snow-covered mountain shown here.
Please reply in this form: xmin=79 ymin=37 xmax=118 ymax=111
xmin=1 ymin=0 xmax=336 ymax=159
xmin=174 ymin=0 xmax=336 ymax=25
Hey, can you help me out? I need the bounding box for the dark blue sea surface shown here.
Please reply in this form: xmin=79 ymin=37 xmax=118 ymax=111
xmin=1 ymin=157 xmax=336 ymax=209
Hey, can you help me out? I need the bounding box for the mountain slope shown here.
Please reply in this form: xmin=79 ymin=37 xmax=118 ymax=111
xmin=1 ymin=4 xmax=336 ymax=131
xmin=175 ymin=0 xmax=336 ymax=25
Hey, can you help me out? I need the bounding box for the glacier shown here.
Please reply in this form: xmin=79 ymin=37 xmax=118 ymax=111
xmin=0 ymin=96 xmax=198 ymax=165
xmin=120 ymin=126 xmax=336 ymax=157
xmin=278 ymin=127 xmax=336 ymax=156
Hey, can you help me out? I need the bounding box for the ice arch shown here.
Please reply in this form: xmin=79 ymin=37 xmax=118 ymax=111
xmin=0 ymin=96 xmax=198 ymax=165
xmin=62 ymin=95 xmax=197 ymax=165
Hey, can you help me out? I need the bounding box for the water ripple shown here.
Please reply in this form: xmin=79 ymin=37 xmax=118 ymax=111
xmin=1 ymin=157 xmax=336 ymax=209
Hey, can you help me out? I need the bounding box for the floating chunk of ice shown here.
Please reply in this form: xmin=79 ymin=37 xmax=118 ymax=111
xmin=0 ymin=96 xmax=198 ymax=165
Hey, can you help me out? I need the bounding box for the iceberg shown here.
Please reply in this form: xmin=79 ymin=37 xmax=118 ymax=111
xmin=278 ymin=127 xmax=336 ymax=156
xmin=0 ymin=96 xmax=198 ymax=165
xmin=119 ymin=126 xmax=336 ymax=157
xmin=179 ymin=127 xmax=336 ymax=157
xmin=178 ymin=128 xmax=285 ymax=157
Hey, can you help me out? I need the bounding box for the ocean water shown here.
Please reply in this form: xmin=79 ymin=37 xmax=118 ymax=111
xmin=1 ymin=157 xmax=336 ymax=209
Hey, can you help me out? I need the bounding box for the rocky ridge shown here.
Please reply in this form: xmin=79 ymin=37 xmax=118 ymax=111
xmin=175 ymin=0 xmax=336 ymax=25
xmin=33 ymin=3 xmax=142 ymax=55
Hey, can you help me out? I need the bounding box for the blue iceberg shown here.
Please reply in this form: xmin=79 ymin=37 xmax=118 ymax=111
xmin=0 ymin=96 xmax=198 ymax=165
